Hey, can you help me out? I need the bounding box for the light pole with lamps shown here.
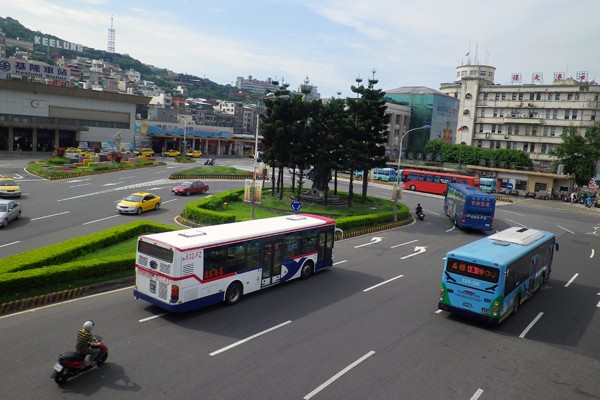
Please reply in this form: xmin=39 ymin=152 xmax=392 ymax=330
xmin=181 ymin=117 xmax=192 ymax=155
xmin=393 ymin=124 xmax=431 ymax=222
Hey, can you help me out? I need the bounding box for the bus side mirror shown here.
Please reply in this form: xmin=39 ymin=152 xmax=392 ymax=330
xmin=555 ymin=242 xmax=559 ymax=252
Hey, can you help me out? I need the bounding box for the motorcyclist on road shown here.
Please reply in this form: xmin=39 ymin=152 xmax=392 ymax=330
xmin=416 ymin=203 xmax=423 ymax=216
xmin=76 ymin=320 xmax=100 ymax=366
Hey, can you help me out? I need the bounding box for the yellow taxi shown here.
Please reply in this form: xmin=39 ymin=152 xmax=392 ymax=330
xmin=116 ymin=192 xmax=161 ymax=215
xmin=133 ymin=148 xmax=155 ymax=157
xmin=0 ymin=177 xmax=21 ymax=198
xmin=186 ymin=150 xmax=203 ymax=158
xmin=164 ymin=149 xmax=181 ymax=157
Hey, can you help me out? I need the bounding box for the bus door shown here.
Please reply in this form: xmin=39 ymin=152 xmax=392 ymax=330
xmin=261 ymin=240 xmax=282 ymax=287
xmin=316 ymin=229 xmax=334 ymax=271
xmin=528 ymin=254 xmax=539 ymax=294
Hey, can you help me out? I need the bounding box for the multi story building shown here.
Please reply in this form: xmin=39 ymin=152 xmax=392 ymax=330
xmin=236 ymin=75 xmax=278 ymax=96
xmin=440 ymin=63 xmax=600 ymax=170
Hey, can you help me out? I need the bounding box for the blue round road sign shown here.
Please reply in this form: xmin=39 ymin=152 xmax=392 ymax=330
xmin=291 ymin=201 xmax=301 ymax=211
xmin=505 ymin=183 xmax=514 ymax=190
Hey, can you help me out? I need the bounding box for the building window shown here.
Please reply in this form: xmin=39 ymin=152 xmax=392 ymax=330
xmin=536 ymin=93 xmax=541 ymax=100
xmin=564 ymin=109 xmax=571 ymax=119
xmin=463 ymin=109 xmax=470 ymax=115
xmin=529 ymin=93 xmax=535 ymax=100
xmin=499 ymin=109 xmax=504 ymax=117
xmin=548 ymin=144 xmax=554 ymax=152
xmin=479 ymin=124 xmax=484 ymax=133
xmin=477 ymin=140 xmax=482 ymax=148
xmin=572 ymin=109 xmax=578 ymax=119
xmin=512 ymin=93 xmax=517 ymax=100
xmin=551 ymin=127 xmax=556 ymax=136
xmin=592 ymin=111 xmax=596 ymax=121
xmin=541 ymin=144 xmax=547 ymax=154
xmin=555 ymin=93 xmax=560 ymax=101
xmin=501 ymin=93 xmax=506 ymax=100
xmin=465 ymin=93 xmax=472 ymax=99
xmin=548 ymin=93 xmax=553 ymax=101
xmin=514 ymin=126 xmax=520 ymax=135
xmin=495 ymin=93 xmax=500 ymax=100
xmin=498 ymin=124 xmax=503 ymax=134
xmin=531 ymin=109 xmax=539 ymax=118
xmin=508 ymin=124 xmax=513 ymax=134
xmin=506 ymin=142 xmax=512 ymax=149
xmin=489 ymin=141 xmax=494 ymax=149
xmin=483 ymin=93 xmax=488 ymax=100
xmin=525 ymin=126 xmax=531 ymax=135
xmin=552 ymin=109 xmax=558 ymax=119
xmin=496 ymin=141 xmax=501 ymax=149
xmin=545 ymin=110 xmax=551 ymax=118
xmin=567 ymin=93 xmax=573 ymax=100
xmin=575 ymin=93 xmax=580 ymax=100
xmin=518 ymin=93 xmax=524 ymax=101
xmin=530 ymin=143 xmax=535 ymax=153
xmin=523 ymin=143 xmax=528 ymax=152
xmin=480 ymin=71 xmax=487 ymax=77
xmin=480 ymin=109 xmax=486 ymax=117
xmin=543 ymin=126 xmax=549 ymax=136
xmin=492 ymin=124 xmax=497 ymax=133
xmin=493 ymin=108 xmax=498 ymax=117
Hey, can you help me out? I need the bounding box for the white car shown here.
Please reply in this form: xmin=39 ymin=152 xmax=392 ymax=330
xmin=0 ymin=199 xmax=22 ymax=227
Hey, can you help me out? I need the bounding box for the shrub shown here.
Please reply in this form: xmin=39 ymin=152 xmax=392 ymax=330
xmin=53 ymin=147 xmax=66 ymax=158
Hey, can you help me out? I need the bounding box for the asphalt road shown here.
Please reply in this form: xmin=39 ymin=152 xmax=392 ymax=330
xmin=1 ymin=156 xmax=599 ymax=399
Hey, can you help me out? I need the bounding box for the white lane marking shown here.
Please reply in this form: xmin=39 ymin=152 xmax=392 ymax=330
xmin=435 ymin=309 xmax=443 ymax=314
xmin=209 ymin=320 xmax=292 ymax=356
xmin=0 ymin=286 xmax=133 ymax=319
xmin=161 ymin=198 xmax=177 ymax=204
xmin=470 ymin=388 xmax=484 ymax=400
xmin=0 ymin=241 xmax=20 ymax=248
xmin=69 ymin=183 xmax=92 ymax=188
xmin=590 ymin=249 xmax=595 ymax=259
xmin=30 ymin=211 xmax=70 ymax=221
xmin=565 ymin=273 xmax=579 ymax=287
xmin=102 ymin=183 xmax=120 ymax=186
xmin=597 ymin=301 xmax=600 ymax=308
xmin=119 ymin=176 xmax=136 ymax=179
xmin=304 ymin=351 xmax=376 ymax=400
xmin=363 ymin=274 xmax=404 ymax=292
xmin=139 ymin=313 xmax=167 ymax=322
xmin=83 ymin=215 xmax=120 ymax=225
xmin=519 ymin=312 xmax=544 ymax=338
xmin=506 ymin=218 xmax=527 ymax=227
xmin=391 ymin=239 xmax=417 ymax=249
xmin=446 ymin=226 xmax=456 ymax=232
xmin=400 ymin=246 xmax=427 ymax=259
xmin=557 ymin=225 xmax=575 ymax=234
xmin=499 ymin=210 xmax=526 ymax=216
xmin=354 ymin=237 xmax=383 ymax=248
xmin=333 ymin=260 xmax=347 ymax=265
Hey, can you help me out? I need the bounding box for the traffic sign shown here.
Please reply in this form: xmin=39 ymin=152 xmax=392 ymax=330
xmin=506 ymin=183 xmax=514 ymax=190
xmin=291 ymin=201 xmax=301 ymax=211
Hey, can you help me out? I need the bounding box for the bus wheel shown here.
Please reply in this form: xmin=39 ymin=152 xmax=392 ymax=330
xmin=454 ymin=217 xmax=459 ymax=227
xmin=225 ymin=282 xmax=243 ymax=305
xmin=300 ymin=261 xmax=314 ymax=280
xmin=410 ymin=185 xmax=416 ymax=191
xmin=512 ymin=295 xmax=520 ymax=315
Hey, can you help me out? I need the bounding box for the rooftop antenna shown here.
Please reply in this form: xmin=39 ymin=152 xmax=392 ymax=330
xmin=107 ymin=14 xmax=115 ymax=53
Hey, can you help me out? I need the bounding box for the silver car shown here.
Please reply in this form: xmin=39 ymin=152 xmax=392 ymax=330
xmin=0 ymin=199 xmax=22 ymax=227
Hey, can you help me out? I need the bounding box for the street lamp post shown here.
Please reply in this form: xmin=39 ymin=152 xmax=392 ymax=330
xmin=181 ymin=118 xmax=191 ymax=155
xmin=393 ymin=124 xmax=431 ymax=222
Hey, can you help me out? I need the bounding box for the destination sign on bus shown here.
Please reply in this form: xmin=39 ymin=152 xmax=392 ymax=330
xmin=446 ymin=258 xmax=499 ymax=283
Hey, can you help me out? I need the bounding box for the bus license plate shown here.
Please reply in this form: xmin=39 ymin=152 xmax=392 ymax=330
xmin=53 ymin=363 xmax=63 ymax=372
xmin=463 ymin=302 xmax=472 ymax=308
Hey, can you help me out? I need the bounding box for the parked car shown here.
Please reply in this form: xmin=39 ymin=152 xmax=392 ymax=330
xmin=133 ymin=148 xmax=155 ymax=157
xmin=0 ymin=199 xmax=22 ymax=227
xmin=164 ymin=149 xmax=181 ymax=157
xmin=0 ymin=177 xmax=21 ymax=198
xmin=116 ymin=192 xmax=161 ymax=215
xmin=186 ymin=150 xmax=203 ymax=158
xmin=171 ymin=181 xmax=209 ymax=196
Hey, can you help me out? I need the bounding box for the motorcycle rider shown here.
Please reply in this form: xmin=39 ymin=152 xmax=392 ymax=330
xmin=76 ymin=320 xmax=101 ymax=366
xmin=416 ymin=203 xmax=423 ymax=217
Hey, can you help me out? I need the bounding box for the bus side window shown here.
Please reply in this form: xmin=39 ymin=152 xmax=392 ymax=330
xmin=303 ymin=230 xmax=318 ymax=253
xmin=226 ymin=243 xmax=247 ymax=274
xmin=246 ymin=241 xmax=261 ymax=268
xmin=285 ymin=233 xmax=302 ymax=258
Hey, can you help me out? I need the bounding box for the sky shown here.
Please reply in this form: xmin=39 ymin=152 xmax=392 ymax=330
xmin=3 ymin=0 xmax=600 ymax=99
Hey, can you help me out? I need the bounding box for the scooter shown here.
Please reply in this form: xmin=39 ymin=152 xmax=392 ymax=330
xmin=51 ymin=335 xmax=108 ymax=385
xmin=204 ymin=158 xmax=215 ymax=166
xmin=415 ymin=209 xmax=425 ymax=220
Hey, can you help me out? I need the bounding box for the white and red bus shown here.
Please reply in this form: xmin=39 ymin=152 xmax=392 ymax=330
xmin=400 ymin=169 xmax=480 ymax=195
xmin=134 ymin=214 xmax=335 ymax=312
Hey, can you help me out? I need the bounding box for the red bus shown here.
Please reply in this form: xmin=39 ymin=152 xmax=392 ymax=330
xmin=400 ymin=169 xmax=480 ymax=195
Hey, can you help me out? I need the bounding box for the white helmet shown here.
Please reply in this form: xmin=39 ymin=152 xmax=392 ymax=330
xmin=83 ymin=320 xmax=94 ymax=331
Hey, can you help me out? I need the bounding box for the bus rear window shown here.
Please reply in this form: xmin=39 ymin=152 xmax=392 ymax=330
xmin=138 ymin=240 xmax=174 ymax=263
xmin=446 ymin=257 xmax=499 ymax=283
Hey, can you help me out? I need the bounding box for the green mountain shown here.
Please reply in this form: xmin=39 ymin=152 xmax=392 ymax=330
xmin=0 ymin=16 xmax=238 ymax=100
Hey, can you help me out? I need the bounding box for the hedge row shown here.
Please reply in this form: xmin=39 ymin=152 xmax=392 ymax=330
xmin=0 ymin=221 xmax=179 ymax=294
xmin=181 ymin=188 xmax=245 ymax=225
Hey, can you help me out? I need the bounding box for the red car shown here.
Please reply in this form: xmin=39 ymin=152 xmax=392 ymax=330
xmin=171 ymin=181 xmax=209 ymax=196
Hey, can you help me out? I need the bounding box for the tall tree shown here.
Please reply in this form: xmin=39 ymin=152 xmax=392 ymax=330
xmin=550 ymin=125 xmax=600 ymax=185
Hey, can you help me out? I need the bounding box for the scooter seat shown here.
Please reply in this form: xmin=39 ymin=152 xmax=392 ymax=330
xmin=59 ymin=352 xmax=85 ymax=362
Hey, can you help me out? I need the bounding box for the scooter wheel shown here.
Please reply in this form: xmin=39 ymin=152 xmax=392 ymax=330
xmin=54 ymin=370 xmax=68 ymax=385
xmin=96 ymin=353 xmax=108 ymax=367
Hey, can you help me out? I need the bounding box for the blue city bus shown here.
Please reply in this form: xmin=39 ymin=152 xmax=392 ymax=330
xmin=372 ymin=168 xmax=397 ymax=182
xmin=444 ymin=183 xmax=496 ymax=231
xmin=479 ymin=177 xmax=497 ymax=193
xmin=438 ymin=227 xmax=558 ymax=324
